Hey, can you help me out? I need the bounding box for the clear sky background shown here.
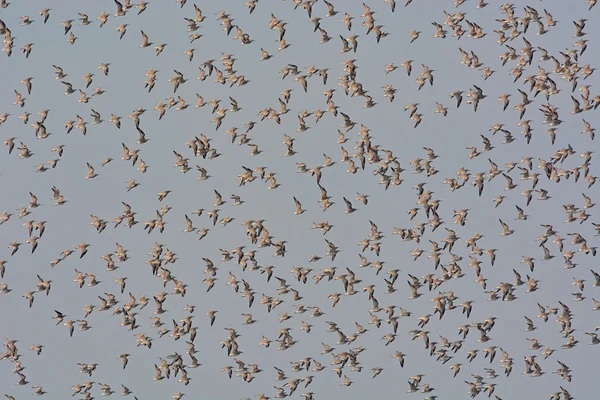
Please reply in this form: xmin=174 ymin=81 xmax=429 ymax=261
xmin=1 ymin=0 xmax=599 ymax=399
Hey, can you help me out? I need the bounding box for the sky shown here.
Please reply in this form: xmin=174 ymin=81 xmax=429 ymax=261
xmin=0 ymin=0 xmax=599 ymax=399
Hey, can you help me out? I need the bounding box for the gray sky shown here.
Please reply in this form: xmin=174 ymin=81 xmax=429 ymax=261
xmin=1 ymin=0 xmax=599 ymax=399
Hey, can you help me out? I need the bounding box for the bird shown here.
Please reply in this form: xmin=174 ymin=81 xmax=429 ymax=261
xmin=140 ymin=30 xmax=152 ymax=48
xmin=499 ymin=219 xmax=514 ymax=236
xmin=85 ymin=163 xmax=98 ymax=179
xmin=293 ymin=197 xmax=305 ymax=215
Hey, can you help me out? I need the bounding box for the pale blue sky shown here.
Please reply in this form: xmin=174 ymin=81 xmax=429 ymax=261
xmin=1 ymin=0 xmax=599 ymax=399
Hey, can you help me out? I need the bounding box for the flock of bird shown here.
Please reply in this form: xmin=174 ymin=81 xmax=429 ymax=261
xmin=0 ymin=0 xmax=599 ymax=399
